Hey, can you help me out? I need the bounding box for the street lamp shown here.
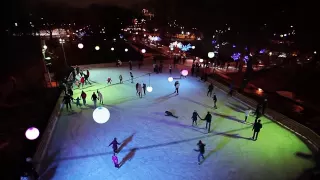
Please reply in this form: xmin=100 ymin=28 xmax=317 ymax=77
xmin=125 ymin=48 xmax=128 ymax=52
xmin=191 ymin=46 xmax=195 ymax=49
xmin=208 ymin=52 xmax=215 ymax=58
xmin=168 ymin=77 xmax=173 ymax=82
xmin=199 ymin=59 xmax=204 ymax=63
xmin=59 ymin=38 xmax=68 ymax=66
xmin=111 ymin=47 xmax=115 ymax=51
xmin=25 ymin=127 xmax=40 ymax=140
xmin=78 ymin=43 xmax=84 ymax=49
xmin=95 ymin=46 xmax=100 ymax=51
xmin=314 ymin=51 xmax=317 ymax=54
xmin=141 ymin=49 xmax=146 ymax=53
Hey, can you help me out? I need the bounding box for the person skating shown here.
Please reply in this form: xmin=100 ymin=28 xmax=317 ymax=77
xmin=159 ymin=63 xmax=163 ymax=73
xmin=91 ymin=92 xmax=98 ymax=108
xmin=109 ymin=138 xmax=121 ymax=153
xmin=262 ymin=98 xmax=268 ymax=115
xmin=81 ymin=90 xmax=87 ymax=106
xmin=80 ymin=76 xmax=85 ymax=88
xmin=67 ymin=88 xmax=74 ymax=102
xmin=130 ymin=72 xmax=133 ymax=83
xmin=63 ymin=94 xmax=73 ymax=111
xmin=202 ymin=112 xmax=212 ymax=133
xmin=252 ymin=120 xmax=262 ymax=141
xmin=169 ymin=64 xmax=172 ymax=75
xmin=75 ymin=65 xmax=80 ymax=75
xmin=192 ymin=110 xmax=201 ymax=126
xmin=136 ymin=83 xmax=139 ymax=95
xmin=165 ymin=111 xmax=178 ymax=118
xmin=112 ymin=153 xmax=120 ymax=168
xmin=254 ymin=105 xmax=262 ymax=124
xmin=212 ymin=93 xmax=217 ymax=109
xmin=97 ymin=90 xmax=103 ymax=104
xmin=129 ymin=60 xmax=132 ymax=70
xmin=142 ymin=83 xmax=146 ymax=95
xmin=75 ymin=97 xmax=82 ymax=107
xmin=207 ymin=83 xmax=214 ymax=97
xmin=175 ymin=81 xmax=180 ymax=95
xmin=138 ymin=83 xmax=143 ymax=98
xmin=119 ymin=74 xmax=123 ymax=84
xmin=244 ymin=108 xmax=251 ymax=122
xmin=107 ymin=77 xmax=112 ymax=84
xmin=196 ymin=140 xmax=206 ymax=164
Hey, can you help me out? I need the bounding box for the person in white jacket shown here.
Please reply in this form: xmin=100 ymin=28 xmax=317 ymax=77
xmin=175 ymin=82 xmax=180 ymax=95
xmin=97 ymin=90 xmax=103 ymax=104
xmin=138 ymin=83 xmax=143 ymax=98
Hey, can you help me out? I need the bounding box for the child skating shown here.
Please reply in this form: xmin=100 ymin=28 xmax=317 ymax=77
xmin=107 ymin=77 xmax=112 ymax=84
xmin=112 ymin=153 xmax=120 ymax=168
xmin=75 ymin=97 xmax=82 ymax=107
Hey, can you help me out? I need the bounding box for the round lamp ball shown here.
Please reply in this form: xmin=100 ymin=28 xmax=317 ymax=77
xmin=25 ymin=127 xmax=40 ymax=140
xmin=147 ymin=86 xmax=153 ymax=92
xmin=93 ymin=107 xmax=110 ymax=124
xmin=181 ymin=70 xmax=188 ymax=76
xmin=78 ymin=43 xmax=84 ymax=49
xmin=125 ymin=48 xmax=128 ymax=52
xmin=95 ymin=46 xmax=100 ymax=51
xmin=168 ymin=77 xmax=173 ymax=82
xmin=208 ymin=52 xmax=215 ymax=58
xmin=111 ymin=47 xmax=115 ymax=51
xmin=141 ymin=49 xmax=146 ymax=53
xmin=199 ymin=59 xmax=204 ymax=63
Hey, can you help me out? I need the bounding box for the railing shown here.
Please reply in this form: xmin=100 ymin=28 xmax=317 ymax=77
xmin=207 ymin=77 xmax=320 ymax=152
xmin=33 ymin=71 xmax=73 ymax=172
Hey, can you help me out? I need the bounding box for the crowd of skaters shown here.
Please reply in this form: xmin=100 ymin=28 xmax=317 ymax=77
xmin=61 ymin=61 xmax=265 ymax=166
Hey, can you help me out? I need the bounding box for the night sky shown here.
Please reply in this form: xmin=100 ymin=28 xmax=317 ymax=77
xmin=43 ymin=0 xmax=148 ymax=7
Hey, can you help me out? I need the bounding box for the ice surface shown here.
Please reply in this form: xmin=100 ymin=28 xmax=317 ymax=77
xmin=39 ymin=66 xmax=315 ymax=180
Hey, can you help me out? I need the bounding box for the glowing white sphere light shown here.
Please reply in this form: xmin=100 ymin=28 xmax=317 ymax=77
xmin=199 ymin=59 xmax=204 ymax=63
xmin=147 ymin=86 xmax=153 ymax=92
xmin=181 ymin=70 xmax=188 ymax=76
xmin=43 ymin=45 xmax=48 ymax=50
xmin=111 ymin=47 xmax=115 ymax=51
xmin=25 ymin=127 xmax=40 ymax=140
xmin=208 ymin=52 xmax=215 ymax=58
xmin=93 ymin=107 xmax=110 ymax=124
xmin=78 ymin=43 xmax=84 ymax=49
xmin=125 ymin=48 xmax=128 ymax=52
xmin=141 ymin=49 xmax=146 ymax=53
xmin=95 ymin=46 xmax=100 ymax=51
xmin=191 ymin=46 xmax=195 ymax=49
xmin=168 ymin=77 xmax=173 ymax=82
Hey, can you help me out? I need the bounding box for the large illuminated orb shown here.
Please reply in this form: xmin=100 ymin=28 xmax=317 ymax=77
xmin=208 ymin=52 xmax=215 ymax=58
xmin=181 ymin=70 xmax=188 ymax=76
xmin=25 ymin=127 xmax=40 ymax=140
xmin=93 ymin=107 xmax=110 ymax=124
xmin=168 ymin=77 xmax=173 ymax=82
xmin=78 ymin=43 xmax=84 ymax=49
xmin=95 ymin=46 xmax=100 ymax=51
xmin=147 ymin=86 xmax=153 ymax=92
xmin=141 ymin=49 xmax=146 ymax=53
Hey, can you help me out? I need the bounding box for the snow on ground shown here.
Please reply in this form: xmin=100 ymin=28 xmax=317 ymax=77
xmin=39 ymin=66 xmax=315 ymax=180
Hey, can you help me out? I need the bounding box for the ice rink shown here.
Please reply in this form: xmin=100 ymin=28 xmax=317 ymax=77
xmin=38 ymin=65 xmax=315 ymax=180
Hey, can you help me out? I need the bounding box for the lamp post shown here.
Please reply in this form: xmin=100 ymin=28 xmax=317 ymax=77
xmin=59 ymin=38 xmax=68 ymax=66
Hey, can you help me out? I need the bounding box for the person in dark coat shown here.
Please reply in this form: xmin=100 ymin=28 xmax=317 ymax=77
xmin=202 ymin=112 xmax=212 ymax=133
xmin=191 ymin=64 xmax=195 ymax=76
xmin=63 ymin=94 xmax=73 ymax=111
xmin=130 ymin=72 xmax=133 ymax=83
xmin=142 ymin=83 xmax=146 ymax=95
xmin=192 ymin=110 xmax=201 ymax=126
xmin=136 ymin=83 xmax=139 ymax=95
xmin=75 ymin=65 xmax=80 ymax=75
xmin=119 ymin=75 xmax=123 ymax=84
xmin=207 ymin=83 xmax=214 ymax=97
xmin=212 ymin=93 xmax=217 ymax=109
xmin=81 ymin=91 xmax=87 ymax=106
xmin=252 ymin=120 xmax=262 ymax=140
xmin=91 ymin=92 xmax=98 ymax=108
xmin=129 ymin=60 xmax=132 ymax=70
xmin=109 ymin=138 xmax=121 ymax=153
xmin=169 ymin=64 xmax=172 ymax=75
xmin=197 ymin=140 xmax=206 ymax=164
xmin=67 ymin=88 xmax=74 ymax=102
xmin=254 ymin=104 xmax=262 ymax=124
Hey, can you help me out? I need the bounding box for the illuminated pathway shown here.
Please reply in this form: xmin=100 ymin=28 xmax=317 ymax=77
xmin=39 ymin=66 xmax=315 ymax=180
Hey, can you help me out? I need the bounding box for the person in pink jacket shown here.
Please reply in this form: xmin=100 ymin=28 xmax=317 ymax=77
xmin=112 ymin=153 xmax=120 ymax=168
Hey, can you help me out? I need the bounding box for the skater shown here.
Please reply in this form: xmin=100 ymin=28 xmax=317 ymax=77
xmin=202 ymin=112 xmax=212 ymax=133
xmin=196 ymin=140 xmax=206 ymax=164
xmin=80 ymin=76 xmax=85 ymax=88
xmin=79 ymin=70 xmax=84 ymax=77
xmin=244 ymin=108 xmax=251 ymax=122
xmin=67 ymin=88 xmax=74 ymax=102
xmin=254 ymin=105 xmax=262 ymax=124
xmin=191 ymin=63 xmax=195 ymax=76
xmin=159 ymin=63 xmax=163 ymax=73
xmin=175 ymin=81 xmax=180 ymax=95
xmin=252 ymin=120 xmax=262 ymax=141
xmin=130 ymin=72 xmax=133 ymax=83
xmin=165 ymin=111 xmax=178 ymax=118
xmin=142 ymin=83 xmax=146 ymax=95
xmin=109 ymin=138 xmax=121 ymax=153
xmin=81 ymin=90 xmax=87 ymax=106
xmin=136 ymin=83 xmax=139 ymax=95
xmin=91 ymin=92 xmax=98 ymax=108
xmin=75 ymin=97 xmax=81 ymax=107
xmin=84 ymin=73 xmax=91 ymax=85
xmin=192 ymin=110 xmax=201 ymax=126
xmin=228 ymin=82 xmax=234 ymax=97
xmin=212 ymin=93 xmax=217 ymax=109
xmin=169 ymin=64 xmax=172 ymax=75
xmin=107 ymin=77 xmax=112 ymax=84
xmin=75 ymin=65 xmax=80 ymax=75
xmin=138 ymin=83 xmax=143 ymax=98
xmin=119 ymin=74 xmax=123 ymax=84
xmin=129 ymin=60 xmax=132 ymax=70
xmin=112 ymin=153 xmax=120 ymax=168
xmin=63 ymin=94 xmax=73 ymax=111
xmin=97 ymin=90 xmax=103 ymax=104
xmin=207 ymin=83 xmax=214 ymax=97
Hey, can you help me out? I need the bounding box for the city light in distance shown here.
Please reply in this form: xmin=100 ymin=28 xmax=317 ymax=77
xmin=125 ymin=48 xmax=128 ymax=52
xmin=95 ymin=46 xmax=100 ymax=51
xmin=78 ymin=43 xmax=84 ymax=49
